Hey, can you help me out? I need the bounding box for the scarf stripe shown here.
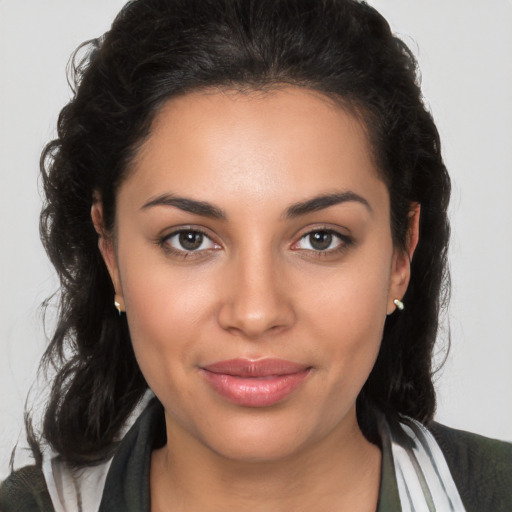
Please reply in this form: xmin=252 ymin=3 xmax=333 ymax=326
xmin=390 ymin=418 xmax=467 ymax=511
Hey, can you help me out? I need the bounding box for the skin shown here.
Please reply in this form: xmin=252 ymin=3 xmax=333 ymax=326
xmin=93 ymin=87 xmax=419 ymax=511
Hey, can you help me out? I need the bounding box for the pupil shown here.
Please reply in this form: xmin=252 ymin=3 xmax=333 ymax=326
xmin=310 ymin=231 xmax=332 ymax=251
xmin=179 ymin=231 xmax=203 ymax=250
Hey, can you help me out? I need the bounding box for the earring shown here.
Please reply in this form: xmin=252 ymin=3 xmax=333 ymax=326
xmin=393 ymin=299 xmax=405 ymax=311
xmin=114 ymin=296 xmax=124 ymax=316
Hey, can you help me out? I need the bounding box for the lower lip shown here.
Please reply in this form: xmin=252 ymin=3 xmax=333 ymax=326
xmin=200 ymin=369 xmax=311 ymax=407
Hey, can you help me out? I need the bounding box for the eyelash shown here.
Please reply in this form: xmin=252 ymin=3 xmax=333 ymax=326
xmin=292 ymin=228 xmax=353 ymax=257
xmin=158 ymin=228 xmax=220 ymax=259
xmin=157 ymin=226 xmax=353 ymax=260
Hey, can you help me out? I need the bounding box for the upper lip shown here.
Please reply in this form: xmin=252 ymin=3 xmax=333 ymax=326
xmin=201 ymin=358 xmax=310 ymax=378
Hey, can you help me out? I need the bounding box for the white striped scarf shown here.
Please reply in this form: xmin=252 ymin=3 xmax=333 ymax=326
xmin=384 ymin=416 xmax=467 ymax=511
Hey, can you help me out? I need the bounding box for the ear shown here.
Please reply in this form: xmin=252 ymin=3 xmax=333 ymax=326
xmin=387 ymin=203 xmax=420 ymax=314
xmin=91 ymin=194 xmax=125 ymax=312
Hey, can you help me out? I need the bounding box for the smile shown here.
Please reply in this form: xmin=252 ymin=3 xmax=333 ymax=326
xmin=200 ymin=358 xmax=312 ymax=407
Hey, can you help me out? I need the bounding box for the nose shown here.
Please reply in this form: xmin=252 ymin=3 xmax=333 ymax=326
xmin=217 ymin=249 xmax=295 ymax=339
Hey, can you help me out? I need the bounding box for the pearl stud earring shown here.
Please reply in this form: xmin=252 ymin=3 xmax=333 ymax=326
xmin=393 ymin=299 xmax=404 ymax=311
xmin=114 ymin=299 xmax=123 ymax=316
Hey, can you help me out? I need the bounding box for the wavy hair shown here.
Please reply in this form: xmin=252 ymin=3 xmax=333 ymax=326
xmin=32 ymin=0 xmax=450 ymax=467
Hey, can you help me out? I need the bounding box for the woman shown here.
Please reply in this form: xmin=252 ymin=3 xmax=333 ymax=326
xmin=1 ymin=0 xmax=510 ymax=511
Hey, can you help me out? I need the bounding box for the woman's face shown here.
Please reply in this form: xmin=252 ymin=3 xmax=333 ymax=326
xmin=100 ymin=87 xmax=411 ymax=461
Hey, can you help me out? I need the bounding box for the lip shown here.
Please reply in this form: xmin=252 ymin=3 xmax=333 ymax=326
xmin=200 ymin=358 xmax=311 ymax=407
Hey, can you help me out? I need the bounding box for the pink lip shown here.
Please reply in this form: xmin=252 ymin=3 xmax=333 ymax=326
xmin=200 ymin=358 xmax=311 ymax=407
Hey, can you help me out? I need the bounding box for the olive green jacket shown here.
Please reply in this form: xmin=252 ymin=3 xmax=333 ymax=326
xmin=1 ymin=402 xmax=511 ymax=511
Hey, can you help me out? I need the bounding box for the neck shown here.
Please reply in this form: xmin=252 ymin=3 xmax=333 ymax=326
xmin=150 ymin=410 xmax=381 ymax=512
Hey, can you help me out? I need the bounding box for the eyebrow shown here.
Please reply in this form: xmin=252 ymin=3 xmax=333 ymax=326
xmin=285 ymin=191 xmax=372 ymax=218
xmin=141 ymin=190 xmax=371 ymax=220
xmin=141 ymin=194 xmax=226 ymax=220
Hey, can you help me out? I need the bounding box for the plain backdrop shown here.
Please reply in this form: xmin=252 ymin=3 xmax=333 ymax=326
xmin=1 ymin=1 xmax=511 ymax=479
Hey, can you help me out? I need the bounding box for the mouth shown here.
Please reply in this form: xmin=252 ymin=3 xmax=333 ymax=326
xmin=200 ymin=358 xmax=312 ymax=407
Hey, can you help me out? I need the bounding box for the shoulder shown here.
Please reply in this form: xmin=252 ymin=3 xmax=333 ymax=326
xmin=429 ymin=422 xmax=512 ymax=512
xmin=0 ymin=465 xmax=54 ymax=512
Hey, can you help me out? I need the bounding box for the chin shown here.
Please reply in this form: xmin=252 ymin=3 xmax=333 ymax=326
xmin=193 ymin=411 xmax=324 ymax=464
xmin=209 ymin=434 xmax=306 ymax=464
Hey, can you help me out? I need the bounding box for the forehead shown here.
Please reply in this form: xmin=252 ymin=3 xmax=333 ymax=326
xmin=122 ymin=87 xmax=388 ymax=217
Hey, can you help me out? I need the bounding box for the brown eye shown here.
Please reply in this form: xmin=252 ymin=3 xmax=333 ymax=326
xmin=163 ymin=229 xmax=219 ymax=254
xmin=308 ymin=231 xmax=333 ymax=251
xmin=179 ymin=231 xmax=204 ymax=251
xmin=293 ymin=229 xmax=351 ymax=253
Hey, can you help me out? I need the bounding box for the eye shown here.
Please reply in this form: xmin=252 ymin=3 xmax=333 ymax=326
xmin=163 ymin=229 xmax=220 ymax=254
xmin=293 ymin=229 xmax=350 ymax=253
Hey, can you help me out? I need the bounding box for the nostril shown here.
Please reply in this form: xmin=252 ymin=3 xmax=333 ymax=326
xmin=216 ymin=257 xmax=296 ymax=338
xmin=217 ymin=298 xmax=295 ymax=339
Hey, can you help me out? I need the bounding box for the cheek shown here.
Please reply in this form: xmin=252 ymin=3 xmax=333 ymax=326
xmin=120 ymin=244 xmax=218 ymax=327
xmin=302 ymin=247 xmax=391 ymax=334
xmin=118 ymin=253 xmax=219 ymax=384
xmin=299 ymin=250 xmax=391 ymax=382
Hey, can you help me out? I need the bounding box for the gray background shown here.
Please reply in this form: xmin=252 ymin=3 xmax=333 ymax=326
xmin=1 ymin=0 xmax=511 ymax=479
